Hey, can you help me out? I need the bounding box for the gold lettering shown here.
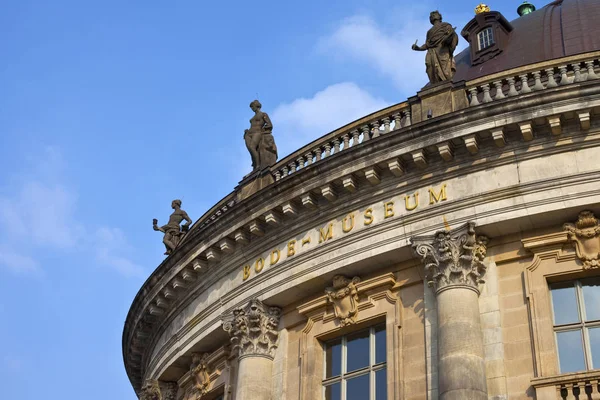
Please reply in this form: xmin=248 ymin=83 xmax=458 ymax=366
xmin=288 ymin=240 xmax=296 ymax=257
xmin=405 ymin=192 xmax=419 ymax=211
xmin=342 ymin=213 xmax=355 ymax=233
xmin=270 ymin=249 xmax=280 ymax=265
xmin=255 ymin=257 xmax=264 ymax=273
xmin=302 ymin=237 xmax=311 ymax=246
xmin=364 ymin=208 xmax=374 ymax=225
xmin=429 ymin=184 xmax=447 ymax=205
xmin=384 ymin=201 xmax=395 ymax=218
xmin=242 ymin=265 xmax=251 ymax=281
xmin=319 ymin=223 xmax=334 ymax=243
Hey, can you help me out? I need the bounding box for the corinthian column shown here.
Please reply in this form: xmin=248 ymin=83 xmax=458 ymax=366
xmin=411 ymin=222 xmax=489 ymax=400
xmin=222 ymin=299 xmax=281 ymax=400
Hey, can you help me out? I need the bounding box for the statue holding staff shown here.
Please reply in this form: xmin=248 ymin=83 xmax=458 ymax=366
xmin=412 ymin=11 xmax=459 ymax=84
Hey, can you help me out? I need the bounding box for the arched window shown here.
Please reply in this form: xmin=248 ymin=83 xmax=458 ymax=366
xmin=478 ymin=27 xmax=495 ymax=50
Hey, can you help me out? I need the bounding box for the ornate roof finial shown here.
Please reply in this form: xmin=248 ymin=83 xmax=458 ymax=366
xmin=517 ymin=1 xmax=536 ymax=16
xmin=475 ymin=3 xmax=491 ymax=14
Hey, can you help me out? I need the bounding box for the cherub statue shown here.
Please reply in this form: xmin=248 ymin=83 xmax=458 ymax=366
xmin=153 ymin=199 xmax=192 ymax=255
xmin=244 ymin=100 xmax=278 ymax=171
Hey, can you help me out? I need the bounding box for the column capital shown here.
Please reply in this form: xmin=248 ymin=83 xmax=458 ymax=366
xmin=411 ymin=222 xmax=489 ymax=294
xmin=138 ymin=379 xmax=162 ymax=400
xmin=222 ymin=298 xmax=282 ymax=360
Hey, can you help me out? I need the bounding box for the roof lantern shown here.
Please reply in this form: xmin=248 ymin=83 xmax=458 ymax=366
xmin=517 ymin=1 xmax=536 ymax=16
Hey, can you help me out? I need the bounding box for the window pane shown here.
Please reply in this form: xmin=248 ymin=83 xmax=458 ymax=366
xmin=557 ymin=330 xmax=586 ymax=373
xmin=550 ymin=282 xmax=580 ymax=325
xmin=324 ymin=382 xmax=340 ymax=400
xmin=589 ymin=327 xmax=600 ymax=369
xmin=582 ymin=278 xmax=600 ymax=321
xmin=376 ymin=368 xmax=387 ymax=400
xmin=375 ymin=325 xmax=386 ymax=364
xmin=325 ymin=339 xmax=342 ymax=378
xmin=347 ymin=330 xmax=370 ymax=372
xmin=346 ymin=373 xmax=370 ymax=400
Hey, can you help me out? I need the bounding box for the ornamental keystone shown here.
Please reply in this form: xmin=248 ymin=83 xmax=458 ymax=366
xmin=222 ymin=299 xmax=281 ymax=359
xmin=564 ymin=211 xmax=600 ymax=269
xmin=411 ymin=222 xmax=489 ymax=293
xmin=325 ymin=275 xmax=361 ymax=326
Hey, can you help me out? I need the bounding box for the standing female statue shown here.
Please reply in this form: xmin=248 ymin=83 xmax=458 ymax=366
xmin=244 ymin=100 xmax=278 ymax=171
xmin=412 ymin=11 xmax=459 ymax=84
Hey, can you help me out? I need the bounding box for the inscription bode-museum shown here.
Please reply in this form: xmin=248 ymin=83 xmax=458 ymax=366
xmin=241 ymin=183 xmax=448 ymax=281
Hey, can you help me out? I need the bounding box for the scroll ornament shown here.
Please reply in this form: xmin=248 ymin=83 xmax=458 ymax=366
xmin=564 ymin=211 xmax=600 ymax=269
xmin=222 ymin=299 xmax=282 ymax=359
xmin=139 ymin=379 xmax=162 ymax=400
xmin=411 ymin=222 xmax=489 ymax=293
xmin=325 ymin=275 xmax=361 ymax=326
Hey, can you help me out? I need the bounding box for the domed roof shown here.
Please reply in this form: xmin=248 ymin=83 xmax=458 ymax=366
xmin=454 ymin=0 xmax=600 ymax=81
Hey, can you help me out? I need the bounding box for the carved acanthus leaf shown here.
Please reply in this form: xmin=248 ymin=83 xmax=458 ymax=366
xmin=139 ymin=379 xmax=162 ymax=400
xmin=564 ymin=211 xmax=600 ymax=269
xmin=222 ymin=299 xmax=281 ymax=359
xmin=325 ymin=275 xmax=361 ymax=326
xmin=411 ymin=222 xmax=489 ymax=293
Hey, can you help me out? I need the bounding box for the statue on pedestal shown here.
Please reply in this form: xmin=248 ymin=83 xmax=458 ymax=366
xmin=153 ymin=199 xmax=192 ymax=256
xmin=411 ymin=11 xmax=459 ymax=84
xmin=244 ymin=100 xmax=278 ymax=171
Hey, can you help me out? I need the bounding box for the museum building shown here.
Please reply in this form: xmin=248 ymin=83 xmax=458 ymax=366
xmin=123 ymin=1 xmax=600 ymax=399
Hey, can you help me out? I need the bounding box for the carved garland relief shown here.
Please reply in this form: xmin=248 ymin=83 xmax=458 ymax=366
xmin=325 ymin=275 xmax=361 ymax=326
xmin=564 ymin=211 xmax=600 ymax=269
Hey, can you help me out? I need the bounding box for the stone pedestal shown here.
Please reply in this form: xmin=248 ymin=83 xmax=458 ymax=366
xmin=409 ymin=81 xmax=469 ymax=124
xmin=235 ymin=169 xmax=275 ymax=202
xmin=222 ymin=299 xmax=282 ymax=400
xmin=411 ymin=222 xmax=490 ymax=400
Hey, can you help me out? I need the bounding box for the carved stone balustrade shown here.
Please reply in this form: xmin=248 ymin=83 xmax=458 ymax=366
xmin=532 ymin=370 xmax=600 ymax=399
xmin=466 ymin=54 xmax=600 ymax=107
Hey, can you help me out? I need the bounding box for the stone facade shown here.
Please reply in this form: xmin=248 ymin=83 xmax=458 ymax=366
xmin=124 ymin=4 xmax=600 ymax=400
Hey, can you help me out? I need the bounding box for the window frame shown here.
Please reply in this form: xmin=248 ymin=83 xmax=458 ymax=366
xmin=477 ymin=27 xmax=495 ymax=51
xmin=550 ymin=279 xmax=600 ymax=372
xmin=322 ymin=324 xmax=387 ymax=400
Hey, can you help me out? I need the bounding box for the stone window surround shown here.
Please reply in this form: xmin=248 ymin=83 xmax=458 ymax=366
xmin=522 ymin=229 xmax=600 ymax=398
xmin=296 ymin=273 xmax=401 ymax=400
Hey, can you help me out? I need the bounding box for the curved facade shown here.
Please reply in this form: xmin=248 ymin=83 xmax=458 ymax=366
xmin=124 ymin=2 xmax=600 ymax=399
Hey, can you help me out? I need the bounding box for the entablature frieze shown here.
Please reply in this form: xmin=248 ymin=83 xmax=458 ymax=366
xmin=124 ymin=81 xmax=600 ymax=393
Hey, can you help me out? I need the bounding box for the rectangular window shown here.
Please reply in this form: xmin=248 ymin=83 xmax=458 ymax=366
xmin=550 ymin=278 xmax=600 ymax=373
xmin=323 ymin=324 xmax=386 ymax=400
xmin=477 ymin=27 xmax=494 ymax=50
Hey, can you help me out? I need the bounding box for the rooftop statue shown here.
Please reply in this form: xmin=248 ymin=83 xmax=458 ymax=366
xmin=244 ymin=100 xmax=278 ymax=171
xmin=411 ymin=11 xmax=459 ymax=84
xmin=152 ymin=199 xmax=192 ymax=256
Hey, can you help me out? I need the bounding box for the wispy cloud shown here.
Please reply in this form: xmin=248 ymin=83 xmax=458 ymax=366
xmin=272 ymin=82 xmax=390 ymax=158
xmin=0 ymin=147 xmax=143 ymax=278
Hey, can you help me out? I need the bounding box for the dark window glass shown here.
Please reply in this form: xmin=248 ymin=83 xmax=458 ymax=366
xmin=557 ymin=330 xmax=586 ymax=373
xmin=375 ymin=325 xmax=386 ymax=365
xmin=326 ymin=339 xmax=342 ymax=378
xmin=551 ymin=282 xmax=580 ymax=325
xmin=588 ymin=327 xmax=600 ymax=369
xmin=346 ymin=374 xmax=370 ymax=400
xmin=375 ymin=368 xmax=387 ymax=400
xmin=324 ymin=383 xmax=341 ymax=400
xmin=478 ymin=27 xmax=494 ymax=50
xmin=346 ymin=330 xmax=370 ymax=372
xmin=582 ymin=278 xmax=600 ymax=321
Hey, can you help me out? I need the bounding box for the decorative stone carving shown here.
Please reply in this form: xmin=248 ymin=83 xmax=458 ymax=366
xmin=189 ymin=353 xmax=211 ymax=398
xmin=139 ymin=379 xmax=162 ymax=400
xmin=222 ymin=299 xmax=281 ymax=359
xmin=325 ymin=275 xmax=361 ymax=326
xmin=564 ymin=211 xmax=600 ymax=269
xmin=411 ymin=11 xmax=459 ymax=84
xmin=162 ymin=382 xmax=177 ymax=400
xmin=244 ymin=100 xmax=278 ymax=171
xmin=411 ymin=222 xmax=489 ymax=293
xmin=153 ymin=199 xmax=192 ymax=256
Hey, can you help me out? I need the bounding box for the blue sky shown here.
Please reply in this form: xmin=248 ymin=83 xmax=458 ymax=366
xmin=0 ymin=1 xmax=532 ymax=398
